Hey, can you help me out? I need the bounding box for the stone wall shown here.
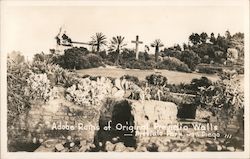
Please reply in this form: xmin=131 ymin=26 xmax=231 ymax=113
xmin=12 ymin=87 xmax=101 ymax=152
xmin=11 ymin=93 xmax=243 ymax=152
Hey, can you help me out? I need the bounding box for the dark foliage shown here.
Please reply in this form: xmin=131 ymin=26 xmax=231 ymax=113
xmin=7 ymin=58 xmax=31 ymax=127
xmin=120 ymin=75 xmax=139 ymax=85
xmin=145 ymin=74 xmax=168 ymax=86
xmin=52 ymin=47 xmax=104 ymax=69
xmin=123 ymin=59 xmax=155 ymax=70
xmin=197 ymin=66 xmax=223 ymax=74
xmin=156 ymin=57 xmax=191 ymax=73
xmin=179 ymin=50 xmax=201 ymax=71
xmin=188 ymin=76 xmax=212 ymax=92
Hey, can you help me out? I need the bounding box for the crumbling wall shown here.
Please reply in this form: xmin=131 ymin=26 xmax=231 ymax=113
xmin=11 ymin=86 xmax=100 ymax=152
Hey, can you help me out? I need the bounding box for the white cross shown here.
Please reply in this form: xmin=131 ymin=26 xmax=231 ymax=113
xmin=131 ymin=35 xmax=143 ymax=60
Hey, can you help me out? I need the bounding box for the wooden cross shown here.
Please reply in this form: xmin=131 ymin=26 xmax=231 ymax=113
xmin=131 ymin=35 xmax=143 ymax=60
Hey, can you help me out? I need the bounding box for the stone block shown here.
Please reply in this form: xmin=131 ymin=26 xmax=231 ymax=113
xmin=106 ymin=141 xmax=115 ymax=151
xmin=34 ymin=145 xmax=55 ymax=152
xmin=114 ymin=142 xmax=126 ymax=152
xmin=55 ymin=143 xmax=65 ymax=152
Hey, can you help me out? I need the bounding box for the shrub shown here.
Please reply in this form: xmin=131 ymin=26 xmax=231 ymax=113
xmin=65 ymin=77 xmax=113 ymax=107
xmin=30 ymin=61 xmax=79 ymax=87
xmin=196 ymin=70 xmax=244 ymax=131
xmin=191 ymin=43 xmax=217 ymax=58
xmin=98 ymin=51 xmax=107 ymax=59
xmin=86 ymin=53 xmax=104 ymax=68
xmin=163 ymin=49 xmax=182 ymax=59
xmin=197 ymin=65 xmax=222 ymax=74
xmin=8 ymin=51 xmax=25 ymax=64
xmin=166 ymin=77 xmax=212 ymax=95
xmin=179 ymin=50 xmax=201 ymax=71
xmin=166 ymin=83 xmax=195 ymax=94
xmin=156 ymin=57 xmax=191 ymax=72
xmin=124 ymin=59 xmax=155 ymax=70
xmin=120 ymin=49 xmax=136 ymax=62
xmin=62 ymin=47 xmax=89 ymax=69
xmin=236 ymin=67 xmax=244 ymax=74
xmin=189 ymin=77 xmax=212 ymax=91
xmin=52 ymin=47 xmax=104 ymax=69
xmin=25 ymin=73 xmax=51 ymax=101
xmin=33 ymin=52 xmax=55 ymax=64
xmin=120 ymin=75 xmax=139 ymax=85
xmin=78 ymin=56 xmax=91 ymax=69
xmin=106 ymin=51 xmax=119 ymax=64
xmin=145 ymin=60 xmax=156 ymax=68
xmin=104 ymin=60 xmax=114 ymax=66
xmin=7 ymin=59 xmax=31 ymax=126
xmin=146 ymin=74 xmax=168 ymax=86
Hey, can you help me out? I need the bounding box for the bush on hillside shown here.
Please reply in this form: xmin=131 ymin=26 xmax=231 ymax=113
xmin=120 ymin=75 xmax=139 ymax=85
xmin=86 ymin=53 xmax=104 ymax=68
xmin=166 ymin=83 xmax=195 ymax=94
xmin=106 ymin=51 xmax=119 ymax=64
xmin=196 ymin=70 xmax=244 ymax=138
xmin=179 ymin=50 xmax=201 ymax=71
xmin=52 ymin=47 xmax=104 ymax=69
xmin=197 ymin=65 xmax=222 ymax=74
xmin=123 ymin=59 xmax=155 ymax=70
xmin=7 ymin=58 xmax=31 ymax=127
xmin=65 ymin=77 xmax=113 ymax=107
xmin=163 ymin=49 xmax=182 ymax=59
xmin=156 ymin=57 xmax=191 ymax=72
xmin=146 ymin=74 xmax=168 ymax=86
xmin=25 ymin=72 xmax=59 ymax=102
xmin=188 ymin=76 xmax=212 ymax=92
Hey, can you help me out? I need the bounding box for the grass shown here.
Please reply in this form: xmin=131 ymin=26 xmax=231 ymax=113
xmin=76 ymin=67 xmax=219 ymax=84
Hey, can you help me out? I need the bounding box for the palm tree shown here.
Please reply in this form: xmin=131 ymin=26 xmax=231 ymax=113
xmin=90 ymin=32 xmax=107 ymax=52
xmin=109 ymin=36 xmax=127 ymax=53
xmin=151 ymin=39 xmax=164 ymax=62
xmin=109 ymin=36 xmax=127 ymax=65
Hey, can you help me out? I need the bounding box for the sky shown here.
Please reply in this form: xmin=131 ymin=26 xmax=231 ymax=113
xmin=1 ymin=1 xmax=247 ymax=59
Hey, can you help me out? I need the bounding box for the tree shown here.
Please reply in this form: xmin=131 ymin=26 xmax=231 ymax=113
xmin=151 ymin=39 xmax=164 ymax=62
xmin=189 ymin=33 xmax=200 ymax=45
xmin=230 ymin=32 xmax=244 ymax=58
xmin=225 ymin=30 xmax=231 ymax=40
xmin=210 ymin=33 xmax=216 ymax=44
xmin=55 ymin=47 xmax=92 ymax=69
xmin=33 ymin=52 xmax=56 ymax=64
xmin=174 ymin=44 xmax=182 ymax=51
xmin=216 ymin=34 xmax=229 ymax=52
xmin=90 ymin=32 xmax=107 ymax=52
xmin=8 ymin=51 xmax=25 ymax=64
xmin=183 ymin=43 xmax=188 ymax=50
xmin=200 ymin=32 xmax=208 ymax=44
xmin=109 ymin=36 xmax=127 ymax=53
xmin=109 ymin=36 xmax=127 ymax=65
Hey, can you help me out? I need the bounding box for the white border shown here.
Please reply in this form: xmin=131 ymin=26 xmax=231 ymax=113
xmin=1 ymin=0 xmax=249 ymax=159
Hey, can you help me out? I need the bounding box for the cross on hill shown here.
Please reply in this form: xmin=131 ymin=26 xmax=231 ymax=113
xmin=131 ymin=35 xmax=143 ymax=60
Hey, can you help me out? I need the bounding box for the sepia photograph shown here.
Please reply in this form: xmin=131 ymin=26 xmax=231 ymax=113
xmin=0 ymin=0 xmax=249 ymax=158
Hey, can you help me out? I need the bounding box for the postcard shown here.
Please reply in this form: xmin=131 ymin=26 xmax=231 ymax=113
xmin=1 ymin=0 xmax=249 ymax=159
